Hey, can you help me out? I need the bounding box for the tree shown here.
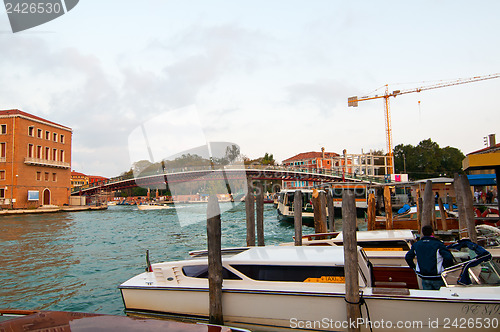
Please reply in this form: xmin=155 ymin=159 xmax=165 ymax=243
xmin=394 ymin=139 xmax=464 ymax=180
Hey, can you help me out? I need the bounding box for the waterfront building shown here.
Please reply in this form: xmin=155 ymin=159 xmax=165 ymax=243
xmin=282 ymin=148 xmax=339 ymax=189
xmin=88 ymin=175 xmax=108 ymax=186
xmin=71 ymin=171 xmax=89 ymax=188
xmin=282 ymin=147 xmax=394 ymax=189
xmin=0 ymin=109 xmax=72 ymax=208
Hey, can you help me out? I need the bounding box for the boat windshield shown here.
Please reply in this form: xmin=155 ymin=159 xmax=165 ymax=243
xmin=442 ymin=259 xmax=500 ymax=286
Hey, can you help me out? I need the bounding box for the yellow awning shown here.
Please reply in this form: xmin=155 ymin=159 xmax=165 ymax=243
xmin=462 ymin=151 xmax=500 ymax=171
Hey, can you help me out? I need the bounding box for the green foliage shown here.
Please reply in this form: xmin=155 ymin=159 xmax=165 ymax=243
xmin=394 ymin=138 xmax=465 ymax=180
xmin=244 ymin=152 xmax=275 ymax=166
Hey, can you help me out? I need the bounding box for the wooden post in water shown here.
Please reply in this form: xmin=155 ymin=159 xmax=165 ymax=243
xmin=327 ymin=190 xmax=335 ymax=232
xmin=383 ymin=186 xmax=393 ymax=230
xmin=256 ymin=181 xmax=265 ymax=246
xmin=454 ymin=174 xmax=467 ymax=237
xmin=446 ymin=194 xmax=454 ymax=212
xmin=460 ymin=175 xmax=478 ymax=243
xmin=312 ymin=189 xmax=327 ymax=234
xmin=367 ymin=193 xmax=376 ymax=231
xmin=417 ymin=197 xmax=423 ymax=232
xmin=438 ymin=197 xmax=448 ymax=231
xmin=421 ymin=180 xmax=434 ymax=229
xmin=294 ymin=190 xmax=303 ymax=246
xmin=342 ymin=189 xmax=361 ymax=332
xmin=207 ymin=195 xmax=223 ymax=325
xmin=245 ymin=180 xmax=255 ymax=246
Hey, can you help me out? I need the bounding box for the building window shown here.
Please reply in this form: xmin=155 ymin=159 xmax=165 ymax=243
xmin=28 ymin=126 xmax=34 ymax=136
xmin=60 ymin=134 xmax=65 ymax=144
xmin=45 ymin=131 xmax=50 ymax=140
xmin=0 ymin=142 xmax=6 ymax=158
xmin=37 ymin=129 xmax=42 ymax=138
xmin=28 ymin=144 xmax=34 ymax=158
xmin=0 ymin=124 xmax=6 ymax=135
xmin=53 ymin=133 xmax=57 ymax=142
xmin=52 ymin=148 xmax=57 ymax=161
xmin=36 ymin=171 xmax=41 ymax=181
xmin=36 ymin=146 xmax=42 ymax=159
xmin=0 ymin=188 xmax=4 ymax=198
xmin=0 ymin=170 xmax=5 ymax=180
xmin=60 ymin=150 xmax=64 ymax=162
xmin=52 ymin=173 xmax=57 ymax=182
xmin=44 ymin=172 xmax=49 ymax=181
xmin=45 ymin=147 xmax=50 ymax=160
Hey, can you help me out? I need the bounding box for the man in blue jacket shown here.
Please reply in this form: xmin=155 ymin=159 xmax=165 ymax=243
xmin=405 ymin=225 xmax=454 ymax=290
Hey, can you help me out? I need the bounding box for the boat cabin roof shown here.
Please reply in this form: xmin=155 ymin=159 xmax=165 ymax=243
xmin=336 ymin=229 xmax=415 ymax=241
xmin=225 ymin=246 xmax=351 ymax=266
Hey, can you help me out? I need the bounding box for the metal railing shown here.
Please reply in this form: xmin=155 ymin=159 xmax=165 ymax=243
xmin=71 ymin=164 xmax=387 ymax=194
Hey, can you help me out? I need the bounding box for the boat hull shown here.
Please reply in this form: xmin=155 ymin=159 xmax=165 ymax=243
xmin=121 ymin=285 xmax=500 ymax=331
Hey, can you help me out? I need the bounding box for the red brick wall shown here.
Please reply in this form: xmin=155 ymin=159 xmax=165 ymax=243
xmin=0 ymin=112 xmax=72 ymax=208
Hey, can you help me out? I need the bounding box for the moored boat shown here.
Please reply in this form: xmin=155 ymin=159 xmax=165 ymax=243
xmin=120 ymin=245 xmax=500 ymax=331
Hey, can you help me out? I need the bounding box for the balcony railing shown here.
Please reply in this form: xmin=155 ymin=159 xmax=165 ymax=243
xmin=24 ymin=157 xmax=70 ymax=169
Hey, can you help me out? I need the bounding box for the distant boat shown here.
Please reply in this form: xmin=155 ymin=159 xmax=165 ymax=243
xmin=137 ymin=203 xmax=172 ymax=211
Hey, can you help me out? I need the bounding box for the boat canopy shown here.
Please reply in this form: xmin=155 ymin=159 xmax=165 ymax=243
xmin=225 ymin=246 xmax=350 ymax=266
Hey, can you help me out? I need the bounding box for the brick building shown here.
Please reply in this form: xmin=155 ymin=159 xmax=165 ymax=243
xmin=0 ymin=109 xmax=72 ymax=208
xmin=71 ymin=171 xmax=88 ymax=188
xmin=282 ymin=148 xmax=340 ymax=189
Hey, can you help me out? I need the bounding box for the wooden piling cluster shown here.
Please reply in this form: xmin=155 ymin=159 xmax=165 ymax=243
xmin=207 ymin=185 xmax=365 ymax=329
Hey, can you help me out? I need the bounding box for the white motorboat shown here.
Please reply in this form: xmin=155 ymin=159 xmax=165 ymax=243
xmin=120 ymin=246 xmax=500 ymax=331
xmin=137 ymin=203 xmax=172 ymax=210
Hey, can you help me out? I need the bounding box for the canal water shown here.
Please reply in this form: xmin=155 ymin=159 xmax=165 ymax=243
xmin=0 ymin=203 xmax=360 ymax=316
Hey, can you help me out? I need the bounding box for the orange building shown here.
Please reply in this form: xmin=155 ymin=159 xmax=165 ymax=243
xmin=0 ymin=109 xmax=72 ymax=208
xmin=71 ymin=171 xmax=88 ymax=188
xmin=282 ymin=148 xmax=340 ymax=189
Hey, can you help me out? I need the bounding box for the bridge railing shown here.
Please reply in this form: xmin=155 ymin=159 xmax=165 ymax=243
xmin=71 ymin=164 xmax=386 ymax=194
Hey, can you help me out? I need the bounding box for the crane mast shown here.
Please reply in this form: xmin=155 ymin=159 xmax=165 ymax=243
xmin=348 ymin=73 xmax=500 ymax=175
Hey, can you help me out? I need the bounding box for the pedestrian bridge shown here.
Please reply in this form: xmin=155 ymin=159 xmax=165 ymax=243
xmin=71 ymin=165 xmax=384 ymax=196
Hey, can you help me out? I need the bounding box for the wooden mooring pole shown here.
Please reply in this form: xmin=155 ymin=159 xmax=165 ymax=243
xmin=256 ymin=181 xmax=265 ymax=246
xmin=459 ymin=174 xmax=478 ymax=243
xmin=327 ymin=190 xmax=335 ymax=232
xmin=454 ymin=173 xmax=467 ymax=238
xmin=367 ymin=193 xmax=376 ymax=231
xmin=416 ymin=188 xmax=422 ymax=231
xmin=207 ymin=195 xmax=223 ymax=325
xmin=438 ymin=197 xmax=448 ymax=231
xmin=342 ymin=189 xmax=361 ymax=332
xmin=421 ymin=180 xmax=434 ymax=229
xmin=245 ymin=180 xmax=255 ymax=246
xmin=294 ymin=190 xmax=303 ymax=246
xmin=312 ymin=189 xmax=327 ymax=234
xmin=383 ymin=186 xmax=393 ymax=230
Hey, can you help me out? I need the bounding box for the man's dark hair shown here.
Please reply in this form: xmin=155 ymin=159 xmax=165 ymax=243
xmin=422 ymin=225 xmax=434 ymax=237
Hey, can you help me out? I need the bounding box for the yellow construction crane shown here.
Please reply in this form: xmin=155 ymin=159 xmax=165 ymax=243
xmin=348 ymin=73 xmax=500 ymax=175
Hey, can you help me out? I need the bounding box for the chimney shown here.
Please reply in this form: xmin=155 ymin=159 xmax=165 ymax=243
xmin=321 ymin=147 xmax=325 ymax=159
xmin=489 ymin=134 xmax=496 ymax=147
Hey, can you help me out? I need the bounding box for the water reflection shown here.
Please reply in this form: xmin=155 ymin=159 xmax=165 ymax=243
xmin=0 ymin=214 xmax=82 ymax=309
xmin=0 ymin=204 xmax=316 ymax=315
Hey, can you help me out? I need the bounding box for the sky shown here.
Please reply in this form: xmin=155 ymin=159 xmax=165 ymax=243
xmin=1 ymin=1 xmax=499 ymax=178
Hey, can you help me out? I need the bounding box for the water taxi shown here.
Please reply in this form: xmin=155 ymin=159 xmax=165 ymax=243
xmin=120 ymin=245 xmax=500 ymax=331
